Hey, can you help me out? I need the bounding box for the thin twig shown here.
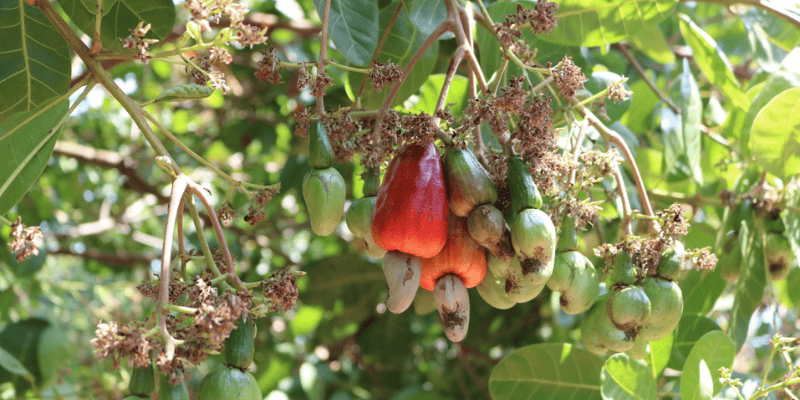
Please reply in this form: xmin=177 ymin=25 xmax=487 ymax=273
xmin=434 ymin=46 xmax=467 ymax=115
xmin=356 ymin=1 xmax=404 ymax=103
xmin=317 ymin=0 xmax=332 ymax=115
xmin=612 ymin=43 xmax=680 ymax=114
xmin=157 ymin=177 xmax=187 ymax=360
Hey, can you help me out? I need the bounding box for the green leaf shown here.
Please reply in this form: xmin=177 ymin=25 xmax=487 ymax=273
xmin=314 ymin=0 xmax=378 ymax=65
xmin=0 ymin=97 xmax=68 ymax=215
xmin=680 ymin=331 xmax=735 ymax=398
xmin=680 ymin=270 xmax=725 ymax=315
xmin=403 ymin=0 xmax=448 ymax=38
xmin=739 ymin=49 xmax=800 ymax=156
xmin=749 ymin=87 xmax=800 ymax=179
xmin=59 ymin=0 xmax=175 ymax=52
xmin=299 ymin=362 xmax=324 ymax=400
xmin=405 ymin=75 xmax=469 ymax=119
xmin=678 ymin=15 xmax=749 ymax=110
xmin=36 ymin=324 xmax=70 ymax=387
xmin=0 ymin=318 xmax=49 ymax=392
xmin=79 ymin=0 xmax=120 ymax=15
xmin=627 ymin=25 xmax=675 ymax=64
xmin=489 ymin=343 xmax=604 ymax=400
xmin=358 ymin=312 xmax=413 ymax=367
xmin=665 ymin=58 xmax=703 ymax=183
xmin=783 ymin=188 xmax=800 ymax=264
xmin=149 ymin=84 xmax=215 ymax=104
xmin=601 ymin=353 xmax=657 ymax=400
xmin=682 ymin=359 xmax=714 ymax=400
xmin=538 ymin=0 xmax=676 ymax=47
xmin=729 ymin=221 xmax=766 ymax=352
xmin=0 ymin=347 xmax=32 ymax=381
xmin=647 ymin=332 xmax=672 ymax=378
xmin=0 ymin=0 xmax=71 ymax=120
xmin=346 ymin=4 xmax=438 ymax=108
xmin=666 ymin=314 xmax=721 ymax=371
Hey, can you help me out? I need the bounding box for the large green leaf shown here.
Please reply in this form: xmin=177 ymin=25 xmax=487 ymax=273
xmin=783 ymin=187 xmax=800 ymax=264
xmin=678 ymin=15 xmax=748 ymax=110
xmin=729 ymin=221 xmax=766 ymax=352
xmin=665 ymin=58 xmax=702 ymax=183
xmin=749 ymin=87 xmax=800 ymax=179
xmin=680 ymin=270 xmax=725 ymax=315
xmin=666 ymin=314 xmax=721 ymax=371
xmin=489 ymin=343 xmax=604 ymax=400
xmin=358 ymin=312 xmax=413 ymax=367
xmin=0 ymin=347 xmax=32 ymax=382
xmin=680 ymin=331 xmax=735 ymax=398
xmin=403 ymin=0 xmax=446 ymax=37
xmin=0 ymin=318 xmax=49 ymax=392
xmin=538 ymin=0 xmax=676 ymax=47
xmin=314 ymin=0 xmax=378 ymax=66
xmin=647 ymin=332 xmax=672 ymax=378
xmin=59 ymin=0 xmax=175 ymax=52
xmin=0 ymin=0 xmax=71 ymax=121
xmin=627 ymin=25 xmax=675 ymax=64
xmin=739 ymin=49 xmax=800 ymax=156
xmin=346 ymin=4 xmax=438 ymax=109
xmin=405 ymin=74 xmax=469 ymax=119
xmin=0 ymin=97 xmax=68 ymax=215
xmin=601 ymin=354 xmax=656 ymax=400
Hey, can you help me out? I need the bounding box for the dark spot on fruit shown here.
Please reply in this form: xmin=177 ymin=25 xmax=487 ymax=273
xmin=441 ymin=305 xmax=464 ymax=328
xmin=521 ymin=258 xmax=543 ymax=275
xmin=403 ymin=265 xmax=414 ymax=284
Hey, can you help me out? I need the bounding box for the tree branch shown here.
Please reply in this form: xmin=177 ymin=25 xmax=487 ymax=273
xmin=611 ymin=43 xmax=680 ymax=114
xmin=50 ymin=247 xmax=155 ymax=267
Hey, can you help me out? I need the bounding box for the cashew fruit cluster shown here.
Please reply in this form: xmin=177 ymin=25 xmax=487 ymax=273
xmin=581 ymin=244 xmax=685 ymax=358
xmin=197 ymin=315 xmax=262 ymax=400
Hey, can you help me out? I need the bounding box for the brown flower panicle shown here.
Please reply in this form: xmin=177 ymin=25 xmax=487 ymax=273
xmin=311 ymin=71 xmax=334 ymax=97
xmin=121 ymin=22 xmax=159 ymax=63
xmin=552 ymin=56 xmax=587 ymax=98
xmin=370 ymin=61 xmax=403 ymax=93
xmin=261 ymin=268 xmax=302 ymax=312
xmin=255 ymin=47 xmax=283 ymax=84
xmin=8 ymin=216 xmax=42 ymax=262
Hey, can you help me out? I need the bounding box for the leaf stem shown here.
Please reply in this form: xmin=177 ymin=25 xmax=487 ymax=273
xmin=185 ymin=195 xmax=225 ymax=279
xmin=317 ymin=0 xmax=332 ymax=116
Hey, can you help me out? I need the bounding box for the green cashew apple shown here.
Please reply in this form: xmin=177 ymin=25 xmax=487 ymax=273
xmin=511 ymin=208 xmax=556 ymax=283
xmin=507 ymin=157 xmax=542 ymax=213
xmin=605 ymin=251 xmax=638 ymax=288
xmin=467 ymin=204 xmax=515 ymax=262
xmin=444 ymin=147 xmax=497 ymax=217
xmin=580 ymin=296 xmax=609 ymax=355
xmin=158 ymin=373 xmax=189 ymax=400
xmin=196 ymin=365 xmax=262 ymax=400
xmin=609 ymin=286 xmax=651 ymax=328
xmin=657 ymin=241 xmax=685 ymax=280
xmin=638 ymin=277 xmax=683 ymax=342
xmin=128 ymin=364 xmax=155 ymax=397
xmin=302 ymin=167 xmax=346 ymax=236
xmin=765 ymin=233 xmax=795 ymax=281
xmin=224 ymin=315 xmax=255 ymax=370
xmin=345 ymin=196 xmax=386 ymax=258
xmin=476 ymin=269 xmax=515 ymax=309
xmin=548 ymin=252 xmax=599 ymax=315
xmin=596 ymin=304 xmax=635 ymax=353
xmin=487 ymin=254 xmax=546 ymax=303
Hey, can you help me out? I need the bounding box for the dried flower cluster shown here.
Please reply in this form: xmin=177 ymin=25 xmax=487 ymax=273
xmin=552 ymin=56 xmax=587 ymax=98
xmin=261 ymin=268 xmax=302 ymax=312
xmin=370 ymin=61 xmax=403 ymax=93
xmin=244 ymin=185 xmax=281 ymax=225
xmin=607 ymin=80 xmax=633 ymax=102
xmin=8 ymin=216 xmax=42 ymax=262
xmin=311 ymin=71 xmax=334 ymax=97
xmin=255 ymin=47 xmax=282 ymax=83
xmin=493 ymin=0 xmax=558 ymax=46
xmin=217 ymin=201 xmax=237 ymax=224
xmin=121 ymin=22 xmax=159 ymax=63
xmin=91 ymin=321 xmax=157 ymax=369
xmin=182 ymin=0 xmax=266 ymax=47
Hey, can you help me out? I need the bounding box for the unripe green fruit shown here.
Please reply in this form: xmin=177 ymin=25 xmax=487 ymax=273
xmin=302 ymin=167 xmax=346 ymax=236
xmin=345 ymin=196 xmax=386 ymax=258
xmin=362 ymin=167 xmax=380 ymax=197
xmin=507 ymin=157 xmax=542 ymax=214
xmin=511 ymin=208 xmax=556 ymax=284
xmin=487 ymin=255 xmax=545 ymax=303
xmin=626 ymin=335 xmax=651 ymax=360
xmin=444 ymin=148 xmax=497 ymax=217
xmin=224 ymin=315 xmax=255 ymax=370
xmin=765 ymin=233 xmax=795 ymax=281
xmin=580 ymin=296 xmax=609 ymax=355
xmin=476 ymin=269 xmax=515 ymax=309
xmin=609 ymin=286 xmax=651 ymax=328
xmin=158 ymin=373 xmax=189 ymax=400
xmin=596 ymin=305 xmax=635 ymax=352
xmin=657 ymin=241 xmax=685 ymax=280
xmin=123 ymin=396 xmax=148 ymax=400
xmin=128 ymin=364 xmax=155 ymax=397
xmin=308 ymin=121 xmax=334 ymax=169
xmin=549 ymin=252 xmax=599 ymax=315
xmin=556 ymin=214 xmax=578 ymax=253
xmin=196 ymin=366 xmax=262 ymax=400
xmin=638 ymin=277 xmax=683 ymax=342
xmin=467 ymin=204 xmax=515 ymax=262
xmin=605 ymin=251 xmax=638 ymax=288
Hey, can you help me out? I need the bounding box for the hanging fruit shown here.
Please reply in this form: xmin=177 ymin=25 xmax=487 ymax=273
xmin=548 ymin=215 xmax=599 ymax=315
xmin=487 ymin=254 xmax=546 ymax=304
xmin=467 ymin=204 xmax=515 ymax=262
xmin=656 ymin=241 xmax=685 ymax=280
xmin=224 ymin=315 xmax=255 ymax=370
xmin=419 ymin=213 xmax=487 ymax=342
xmin=371 ymin=143 xmax=449 ymax=314
xmin=476 ymin=268 xmax=515 ymax=310
xmin=444 ymin=147 xmax=497 ymax=217
xmin=303 ymin=122 xmax=346 ymax=236
xmin=158 ymin=372 xmax=190 ymax=400
xmin=196 ymin=365 xmax=262 ymax=400
xmin=638 ymin=276 xmax=683 ymax=342
xmin=507 ymin=157 xmax=542 ymax=215
xmin=128 ymin=364 xmax=155 ymax=398
xmin=510 ymin=208 xmax=556 ymax=281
